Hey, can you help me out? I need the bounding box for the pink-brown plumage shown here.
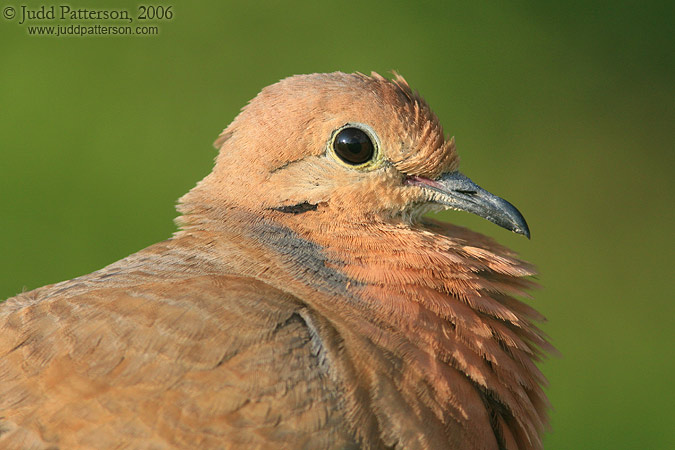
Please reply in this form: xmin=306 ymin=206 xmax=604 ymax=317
xmin=1 ymin=72 xmax=549 ymax=449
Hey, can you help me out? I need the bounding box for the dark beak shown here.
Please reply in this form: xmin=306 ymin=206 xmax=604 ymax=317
xmin=407 ymin=171 xmax=531 ymax=238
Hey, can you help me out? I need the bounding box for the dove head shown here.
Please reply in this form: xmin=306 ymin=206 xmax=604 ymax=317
xmin=182 ymin=72 xmax=529 ymax=237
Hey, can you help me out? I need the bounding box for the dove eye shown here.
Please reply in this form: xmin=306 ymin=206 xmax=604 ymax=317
xmin=330 ymin=124 xmax=379 ymax=167
xmin=333 ymin=128 xmax=374 ymax=165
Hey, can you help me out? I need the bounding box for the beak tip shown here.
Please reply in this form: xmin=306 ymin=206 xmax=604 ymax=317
xmin=490 ymin=198 xmax=531 ymax=240
xmin=508 ymin=210 xmax=531 ymax=239
xmin=520 ymin=226 xmax=531 ymax=240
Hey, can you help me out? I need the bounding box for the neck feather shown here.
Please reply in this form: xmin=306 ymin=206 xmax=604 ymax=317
xmin=176 ymin=203 xmax=550 ymax=449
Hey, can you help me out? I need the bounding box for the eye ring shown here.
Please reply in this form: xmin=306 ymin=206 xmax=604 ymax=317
xmin=328 ymin=123 xmax=381 ymax=169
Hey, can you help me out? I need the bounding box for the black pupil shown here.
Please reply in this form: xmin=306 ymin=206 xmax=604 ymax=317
xmin=333 ymin=127 xmax=374 ymax=165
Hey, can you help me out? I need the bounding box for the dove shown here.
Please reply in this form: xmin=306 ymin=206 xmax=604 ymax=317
xmin=0 ymin=72 xmax=549 ymax=449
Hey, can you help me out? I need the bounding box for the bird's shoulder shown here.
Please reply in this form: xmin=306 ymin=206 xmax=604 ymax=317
xmin=0 ymin=252 xmax=356 ymax=449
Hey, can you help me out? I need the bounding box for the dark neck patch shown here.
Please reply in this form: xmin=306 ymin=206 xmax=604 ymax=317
xmin=247 ymin=219 xmax=359 ymax=297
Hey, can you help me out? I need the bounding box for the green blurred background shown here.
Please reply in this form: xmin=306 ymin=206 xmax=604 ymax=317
xmin=1 ymin=1 xmax=673 ymax=448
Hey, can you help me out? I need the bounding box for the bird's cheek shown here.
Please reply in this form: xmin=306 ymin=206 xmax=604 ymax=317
xmin=264 ymin=182 xmax=332 ymax=210
xmin=265 ymin=162 xmax=336 ymax=207
xmin=330 ymin=180 xmax=412 ymax=218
